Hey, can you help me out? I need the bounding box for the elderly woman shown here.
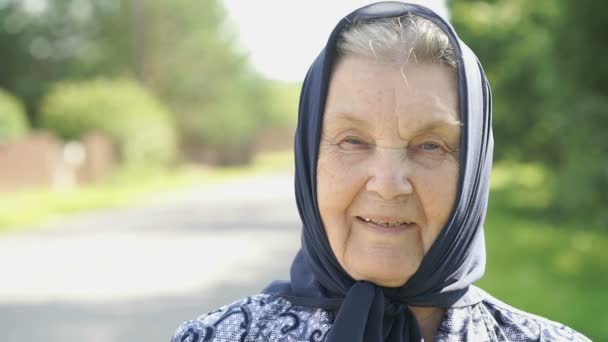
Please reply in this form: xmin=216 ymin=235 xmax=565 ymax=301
xmin=171 ymin=2 xmax=589 ymax=341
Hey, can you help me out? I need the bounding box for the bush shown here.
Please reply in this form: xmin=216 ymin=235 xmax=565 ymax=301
xmin=0 ymin=89 xmax=29 ymax=143
xmin=40 ymin=78 xmax=178 ymax=165
xmin=177 ymin=76 xmax=270 ymax=165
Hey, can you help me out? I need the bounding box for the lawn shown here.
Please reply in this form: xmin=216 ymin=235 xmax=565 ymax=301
xmin=480 ymin=162 xmax=607 ymax=340
xmin=0 ymin=151 xmax=294 ymax=233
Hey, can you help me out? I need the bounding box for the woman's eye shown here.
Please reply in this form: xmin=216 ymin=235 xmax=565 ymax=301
xmin=410 ymin=141 xmax=447 ymax=158
xmin=338 ymin=136 xmax=369 ymax=150
xmin=420 ymin=142 xmax=441 ymax=151
xmin=344 ymin=137 xmax=364 ymax=145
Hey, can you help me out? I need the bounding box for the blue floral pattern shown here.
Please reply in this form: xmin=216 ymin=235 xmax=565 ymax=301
xmin=171 ymin=287 xmax=590 ymax=341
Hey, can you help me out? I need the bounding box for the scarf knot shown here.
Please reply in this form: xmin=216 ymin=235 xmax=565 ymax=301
xmin=384 ymin=300 xmax=405 ymax=317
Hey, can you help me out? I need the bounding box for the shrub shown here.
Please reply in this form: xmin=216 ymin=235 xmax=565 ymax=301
xmin=40 ymin=78 xmax=177 ymax=165
xmin=0 ymin=89 xmax=29 ymax=143
xmin=176 ymin=76 xmax=270 ymax=165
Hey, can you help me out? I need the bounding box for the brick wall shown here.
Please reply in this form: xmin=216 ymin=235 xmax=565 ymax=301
xmin=0 ymin=131 xmax=116 ymax=192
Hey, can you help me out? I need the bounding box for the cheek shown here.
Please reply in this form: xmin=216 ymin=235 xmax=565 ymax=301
xmin=316 ymin=149 xmax=368 ymax=251
xmin=317 ymin=149 xmax=367 ymax=210
xmin=413 ymin=162 xmax=459 ymax=249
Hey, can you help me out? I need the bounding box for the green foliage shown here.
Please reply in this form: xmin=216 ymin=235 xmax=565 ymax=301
xmin=143 ymin=0 xmax=275 ymax=164
xmin=481 ymin=202 xmax=607 ymax=340
xmin=451 ymin=0 xmax=608 ymax=225
xmin=39 ymin=78 xmax=177 ymax=165
xmin=0 ymin=0 xmax=280 ymax=166
xmin=180 ymin=75 xmax=268 ymax=145
xmin=0 ymin=0 xmax=132 ymax=121
xmin=452 ymin=0 xmax=560 ymax=161
xmin=482 ymin=162 xmax=608 ymax=340
xmin=550 ymin=0 xmax=608 ymax=221
xmin=265 ymin=80 xmax=301 ymax=129
xmin=0 ymin=88 xmax=29 ymax=143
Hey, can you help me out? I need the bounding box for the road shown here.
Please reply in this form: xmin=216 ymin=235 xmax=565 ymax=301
xmin=0 ymin=172 xmax=301 ymax=342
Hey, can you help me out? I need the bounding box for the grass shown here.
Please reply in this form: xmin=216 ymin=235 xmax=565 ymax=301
xmin=0 ymin=151 xmax=294 ymax=233
xmin=479 ymin=162 xmax=607 ymax=340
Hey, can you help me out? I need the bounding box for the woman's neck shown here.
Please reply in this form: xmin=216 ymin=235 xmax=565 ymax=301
xmin=408 ymin=306 xmax=446 ymax=342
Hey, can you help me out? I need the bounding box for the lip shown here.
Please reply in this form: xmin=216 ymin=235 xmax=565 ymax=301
xmin=355 ymin=216 xmax=416 ymax=234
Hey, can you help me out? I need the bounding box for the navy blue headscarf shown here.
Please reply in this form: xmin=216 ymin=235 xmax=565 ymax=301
xmin=264 ymin=2 xmax=493 ymax=341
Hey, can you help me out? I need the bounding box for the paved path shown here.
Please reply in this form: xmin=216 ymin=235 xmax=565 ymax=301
xmin=0 ymin=172 xmax=301 ymax=342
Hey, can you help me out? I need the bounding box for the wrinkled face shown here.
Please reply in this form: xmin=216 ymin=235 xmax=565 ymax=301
xmin=317 ymin=56 xmax=461 ymax=287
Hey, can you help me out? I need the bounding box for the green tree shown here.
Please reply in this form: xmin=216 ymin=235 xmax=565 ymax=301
xmin=550 ymin=0 xmax=608 ymax=217
xmin=0 ymin=0 xmax=277 ymax=166
xmin=142 ymin=0 xmax=273 ymax=164
xmin=0 ymin=0 xmax=132 ymax=124
xmin=451 ymin=0 xmax=608 ymax=224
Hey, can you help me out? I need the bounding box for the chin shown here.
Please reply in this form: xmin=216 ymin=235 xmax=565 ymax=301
xmin=344 ymin=254 xmax=421 ymax=287
xmin=371 ymin=276 xmax=411 ymax=288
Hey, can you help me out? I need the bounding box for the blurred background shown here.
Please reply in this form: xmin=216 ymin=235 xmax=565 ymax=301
xmin=0 ymin=0 xmax=605 ymax=341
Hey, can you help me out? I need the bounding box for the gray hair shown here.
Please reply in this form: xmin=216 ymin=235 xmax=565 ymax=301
xmin=337 ymin=14 xmax=456 ymax=69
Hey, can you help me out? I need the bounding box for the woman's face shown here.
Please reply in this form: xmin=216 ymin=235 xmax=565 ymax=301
xmin=317 ymin=56 xmax=461 ymax=287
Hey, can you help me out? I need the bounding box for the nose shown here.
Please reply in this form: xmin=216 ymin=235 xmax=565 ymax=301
xmin=365 ymin=147 xmax=414 ymax=200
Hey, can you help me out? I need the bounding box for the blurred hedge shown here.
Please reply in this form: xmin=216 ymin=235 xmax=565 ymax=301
xmin=39 ymin=78 xmax=177 ymax=165
xmin=0 ymin=89 xmax=29 ymax=143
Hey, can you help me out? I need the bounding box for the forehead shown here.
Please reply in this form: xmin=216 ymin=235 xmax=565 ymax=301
xmin=324 ymin=56 xmax=459 ymax=125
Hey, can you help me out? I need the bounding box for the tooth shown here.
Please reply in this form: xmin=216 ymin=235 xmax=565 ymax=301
xmin=362 ymin=218 xmax=414 ymax=226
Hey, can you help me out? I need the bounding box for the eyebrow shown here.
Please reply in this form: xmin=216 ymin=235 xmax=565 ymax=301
xmin=413 ymin=115 xmax=462 ymax=132
xmin=325 ymin=112 xmax=462 ymax=132
xmin=325 ymin=112 xmax=373 ymax=127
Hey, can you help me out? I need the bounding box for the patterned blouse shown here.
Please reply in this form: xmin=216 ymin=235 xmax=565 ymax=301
xmin=171 ymin=286 xmax=590 ymax=342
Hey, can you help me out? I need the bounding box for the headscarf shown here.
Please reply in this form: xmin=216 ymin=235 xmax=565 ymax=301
xmin=264 ymin=2 xmax=494 ymax=341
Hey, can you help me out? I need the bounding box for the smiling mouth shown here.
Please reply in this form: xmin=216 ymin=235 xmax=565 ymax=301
xmin=356 ymin=216 xmax=415 ymax=228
